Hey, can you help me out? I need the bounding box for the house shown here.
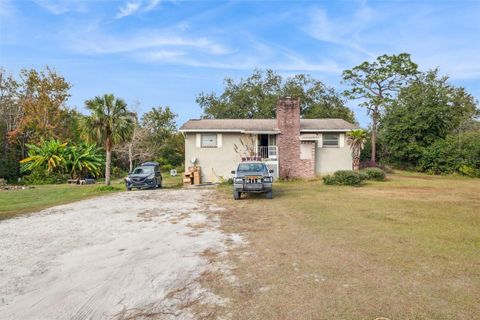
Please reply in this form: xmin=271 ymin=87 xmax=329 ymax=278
xmin=179 ymin=97 xmax=358 ymax=182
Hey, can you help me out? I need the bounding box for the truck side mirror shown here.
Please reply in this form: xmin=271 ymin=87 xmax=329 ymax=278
xmin=231 ymin=170 xmax=235 ymax=174
xmin=269 ymin=169 xmax=274 ymax=173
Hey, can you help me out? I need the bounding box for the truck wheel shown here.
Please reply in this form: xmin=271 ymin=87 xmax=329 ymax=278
xmin=266 ymin=191 xmax=273 ymax=199
xmin=126 ymin=187 xmax=132 ymax=191
xmin=233 ymin=191 xmax=241 ymax=200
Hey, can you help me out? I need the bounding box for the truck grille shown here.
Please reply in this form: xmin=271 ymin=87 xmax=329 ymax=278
xmin=245 ymin=176 xmax=262 ymax=184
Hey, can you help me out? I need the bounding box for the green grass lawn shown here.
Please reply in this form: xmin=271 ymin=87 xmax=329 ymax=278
xmin=210 ymin=171 xmax=480 ymax=319
xmin=0 ymin=174 xmax=182 ymax=220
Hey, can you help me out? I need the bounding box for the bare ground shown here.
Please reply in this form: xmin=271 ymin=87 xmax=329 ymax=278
xmin=0 ymin=188 xmax=242 ymax=320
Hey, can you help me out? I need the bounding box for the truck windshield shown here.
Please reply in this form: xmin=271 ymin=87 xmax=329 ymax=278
xmin=132 ymin=166 xmax=154 ymax=174
xmin=237 ymin=163 xmax=267 ymax=173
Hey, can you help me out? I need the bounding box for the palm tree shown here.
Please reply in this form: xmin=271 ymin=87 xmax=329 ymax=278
xmin=346 ymin=129 xmax=368 ymax=171
xmin=84 ymin=94 xmax=133 ymax=185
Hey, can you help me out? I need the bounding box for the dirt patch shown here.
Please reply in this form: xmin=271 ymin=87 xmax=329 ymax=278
xmin=0 ymin=189 xmax=240 ymax=320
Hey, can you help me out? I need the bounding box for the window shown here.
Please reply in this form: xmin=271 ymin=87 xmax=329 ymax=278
xmin=322 ymin=133 xmax=339 ymax=147
xmin=201 ymin=133 xmax=217 ymax=148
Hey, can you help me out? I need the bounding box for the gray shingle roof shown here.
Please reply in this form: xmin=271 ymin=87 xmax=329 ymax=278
xmin=179 ymin=118 xmax=358 ymax=132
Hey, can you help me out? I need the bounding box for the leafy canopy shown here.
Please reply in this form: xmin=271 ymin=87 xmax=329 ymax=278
xmin=342 ymin=53 xmax=418 ymax=111
xmin=380 ymin=69 xmax=479 ymax=166
xmin=197 ymin=69 xmax=355 ymax=123
xmin=83 ymin=94 xmax=133 ymax=149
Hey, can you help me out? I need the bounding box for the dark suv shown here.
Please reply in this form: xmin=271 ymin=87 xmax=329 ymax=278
xmin=231 ymin=162 xmax=273 ymax=200
xmin=125 ymin=162 xmax=162 ymax=190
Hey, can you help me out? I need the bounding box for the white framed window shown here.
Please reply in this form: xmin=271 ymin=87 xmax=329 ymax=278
xmin=322 ymin=133 xmax=339 ymax=147
xmin=200 ymin=133 xmax=217 ymax=148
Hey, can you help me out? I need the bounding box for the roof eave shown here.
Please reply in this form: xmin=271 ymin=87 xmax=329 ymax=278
xmin=300 ymin=128 xmax=356 ymax=132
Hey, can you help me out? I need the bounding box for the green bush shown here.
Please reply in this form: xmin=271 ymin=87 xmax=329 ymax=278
xmin=22 ymin=169 xmax=68 ymax=185
xmin=323 ymin=170 xmax=365 ymax=186
xmin=111 ymin=166 xmax=127 ymax=178
xmin=162 ymin=164 xmax=174 ymax=172
xmin=95 ymin=185 xmax=122 ymax=192
xmin=419 ymin=131 xmax=480 ymax=177
xmin=362 ymin=168 xmax=386 ymax=181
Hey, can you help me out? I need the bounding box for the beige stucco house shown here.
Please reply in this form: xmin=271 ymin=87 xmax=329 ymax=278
xmin=179 ymin=97 xmax=358 ymax=182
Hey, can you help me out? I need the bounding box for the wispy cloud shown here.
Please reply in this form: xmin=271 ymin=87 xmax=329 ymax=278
xmin=34 ymin=0 xmax=87 ymax=15
xmin=116 ymin=1 xmax=142 ymax=19
xmin=303 ymin=2 xmax=480 ymax=80
xmin=0 ymin=0 xmax=15 ymax=17
xmin=65 ymin=23 xmax=232 ymax=57
xmin=115 ymin=0 xmax=164 ymax=19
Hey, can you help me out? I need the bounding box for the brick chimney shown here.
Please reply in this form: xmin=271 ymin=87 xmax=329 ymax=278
xmin=276 ymin=97 xmax=301 ymax=179
xmin=276 ymin=97 xmax=316 ymax=179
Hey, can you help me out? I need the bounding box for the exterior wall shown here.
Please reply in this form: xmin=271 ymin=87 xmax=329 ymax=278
xmin=184 ymin=132 xmax=243 ymax=183
xmin=276 ymin=97 xmax=315 ymax=179
xmin=315 ymin=133 xmax=353 ymax=174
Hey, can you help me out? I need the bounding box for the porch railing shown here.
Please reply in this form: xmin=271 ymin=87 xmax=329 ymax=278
xmin=257 ymin=146 xmax=277 ymax=160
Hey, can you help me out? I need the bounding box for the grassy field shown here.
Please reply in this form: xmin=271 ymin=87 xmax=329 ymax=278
xmin=0 ymin=174 xmax=182 ymax=220
xmin=206 ymin=171 xmax=480 ymax=319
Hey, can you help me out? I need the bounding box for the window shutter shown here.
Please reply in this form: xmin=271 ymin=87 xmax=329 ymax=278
xmin=217 ymin=133 xmax=223 ymax=148
xmin=196 ymin=134 xmax=201 ymax=148
xmin=339 ymin=133 xmax=345 ymax=148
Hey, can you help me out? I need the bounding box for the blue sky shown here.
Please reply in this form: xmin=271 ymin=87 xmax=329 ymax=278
xmin=1 ymin=0 xmax=479 ymax=127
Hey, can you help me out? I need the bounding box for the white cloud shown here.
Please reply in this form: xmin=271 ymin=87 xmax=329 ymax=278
xmin=116 ymin=0 xmax=165 ymax=19
xmin=34 ymin=0 xmax=87 ymax=15
xmin=303 ymin=2 xmax=480 ymax=81
xmin=66 ymin=25 xmax=232 ymax=57
xmin=145 ymin=0 xmax=162 ymax=11
xmin=116 ymin=1 xmax=142 ymax=19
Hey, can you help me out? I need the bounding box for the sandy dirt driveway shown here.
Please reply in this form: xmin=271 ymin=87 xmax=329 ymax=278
xmin=0 ymin=189 xmax=239 ymax=320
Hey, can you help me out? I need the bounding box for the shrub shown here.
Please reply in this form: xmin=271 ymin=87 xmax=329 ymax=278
xmin=362 ymin=168 xmax=386 ymax=181
xmin=95 ymin=185 xmax=122 ymax=192
xmin=162 ymin=164 xmax=174 ymax=172
xmin=22 ymin=169 xmax=68 ymax=185
xmin=323 ymin=170 xmax=365 ymax=186
xmin=419 ymin=131 xmax=480 ymax=177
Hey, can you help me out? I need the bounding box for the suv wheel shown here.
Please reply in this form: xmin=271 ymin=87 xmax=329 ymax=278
xmin=266 ymin=191 xmax=273 ymax=199
xmin=233 ymin=191 xmax=241 ymax=200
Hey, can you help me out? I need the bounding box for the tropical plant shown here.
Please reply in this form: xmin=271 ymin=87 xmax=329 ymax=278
xmin=84 ymin=94 xmax=133 ymax=185
xmin=65 ymin=143 xmax=104 ymax=179
xmin=346 ymin=129 xmax=368 ymax=171
xmin=20 ymin=139 xmax=67 ymax=173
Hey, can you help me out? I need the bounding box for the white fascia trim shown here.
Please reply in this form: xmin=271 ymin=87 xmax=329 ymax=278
xmin=180 ymin=129 xmax=279 ymax=134
xmin=300 ymin=129 xmax=354 ymax=132
xmin=179 ymin=129 xmax=243 ymax=133
xmin=243 ymin=131 xmax=280 ymax=134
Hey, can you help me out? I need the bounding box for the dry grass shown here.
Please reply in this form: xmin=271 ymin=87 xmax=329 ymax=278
xmin=208 ymin=171 xmax=480 ymax=319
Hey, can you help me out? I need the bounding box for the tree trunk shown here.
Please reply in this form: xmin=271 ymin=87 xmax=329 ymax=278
xmin=352 ymin=148 xmax=361 ymax=171
xmin=371 ymin=111 xmax=377 ymax=164
xmin=105 ymin=147 xmax=111 ymax=186
xmin=128 ymin=142 xmax=133 ymax=173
